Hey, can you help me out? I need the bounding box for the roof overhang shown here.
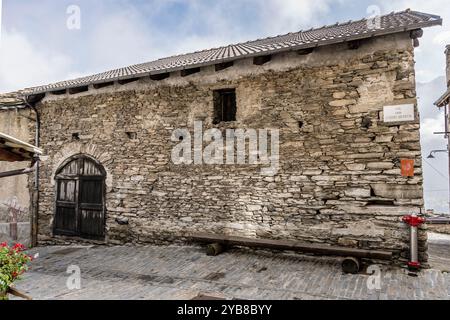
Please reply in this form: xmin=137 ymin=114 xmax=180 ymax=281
xmin=0 ymin=93 xmax=26 ymax=110
xmin=3 ymin=9 xmax=440 ymax=97
xmin=0 ymin=132 xmax=42 ymax=162
xmin=435 ymin=88 xmax=450 ymax=107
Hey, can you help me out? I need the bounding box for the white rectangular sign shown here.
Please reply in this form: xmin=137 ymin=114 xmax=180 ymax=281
xmin=383 ymin=104 xmax=415 ymax=123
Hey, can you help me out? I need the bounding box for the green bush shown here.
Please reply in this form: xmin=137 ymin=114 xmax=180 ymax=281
xmin=0 ymin=242 xmax=33 ymax=300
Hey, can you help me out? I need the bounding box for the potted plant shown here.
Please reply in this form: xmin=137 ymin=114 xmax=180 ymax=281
xmin=0 ymin=242 xmax=33 ymax=300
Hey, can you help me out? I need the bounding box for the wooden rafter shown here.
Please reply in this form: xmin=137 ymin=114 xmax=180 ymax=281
xmin=0 ymin=132 xmax=42 ymax=162
xmin=0 ymin=148 xmax=25 ymax=162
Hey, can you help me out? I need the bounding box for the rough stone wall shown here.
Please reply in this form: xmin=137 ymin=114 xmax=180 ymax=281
xmin=36 ymin=33 xmax=425 ymax=264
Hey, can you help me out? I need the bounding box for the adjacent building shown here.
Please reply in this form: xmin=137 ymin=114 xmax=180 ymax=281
xmin=434 ymin=45 xmax=450 ymax=216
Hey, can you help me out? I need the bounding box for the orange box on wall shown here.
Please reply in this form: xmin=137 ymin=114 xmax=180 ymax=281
xmin=401 ymin=159 xmax=415 ymax=177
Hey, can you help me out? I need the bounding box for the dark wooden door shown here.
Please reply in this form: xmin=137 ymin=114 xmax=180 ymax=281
xmin=54 ymin=156 xmax=105 ymax=240
xmin=55 ymin=179 xmax=78 ymax=235
xmin=79 ymin=177 xmax=105 ymax=238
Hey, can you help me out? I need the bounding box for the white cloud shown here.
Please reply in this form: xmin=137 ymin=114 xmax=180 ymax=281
xmin=377 ymin=0 xmax=449 ymax=82
xmin=66 ymin=0 xmax=338 ymax=74
xmin=434 ymin=30 xmax=450 ymax=45
xmin=0 ymin=0 xmax=3 ymax=47
xmin=87 ymin=9 xmax=161 ymax=71
xmin=421 ymin=117 xmax=444 ymax=144
xmin=260 ymin=0 xmax=334 ymax=33
xmin=0 ymin=30 xmax=72 ymax=93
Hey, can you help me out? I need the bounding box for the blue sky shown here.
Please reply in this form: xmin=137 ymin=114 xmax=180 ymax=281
xmin=1 ymin=0 xmax=450 ymax=212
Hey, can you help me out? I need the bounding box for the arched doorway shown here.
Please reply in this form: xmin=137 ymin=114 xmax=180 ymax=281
xmin=54 ymin=155 xmax=106 ymax=240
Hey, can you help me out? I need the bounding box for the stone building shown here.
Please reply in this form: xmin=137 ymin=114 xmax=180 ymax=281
xmin=0 ymin=10 xmax=443 ymax=264
xmin=0 ymin=94 xmax=34 ymax=245
xmin=434 ymin=45 xmax=450 ymax=215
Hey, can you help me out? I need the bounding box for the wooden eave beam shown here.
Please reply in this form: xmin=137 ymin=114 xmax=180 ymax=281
xmin=0 ymin=148 xmax=26 ymax=162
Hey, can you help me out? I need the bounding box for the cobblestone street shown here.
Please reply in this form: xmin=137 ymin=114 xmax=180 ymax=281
xmin=12 ymin=233 xmax=450 ymax=300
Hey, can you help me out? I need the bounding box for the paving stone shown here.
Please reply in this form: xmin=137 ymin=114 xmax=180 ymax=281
xmin=10 ymin=237 xmax=450 ymax=300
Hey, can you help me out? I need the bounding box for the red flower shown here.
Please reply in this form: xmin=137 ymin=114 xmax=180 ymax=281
xmin=0 ymin=242 xmax=7 ymax=248
xmin=12 ymin=243 xmax=26 ymax=252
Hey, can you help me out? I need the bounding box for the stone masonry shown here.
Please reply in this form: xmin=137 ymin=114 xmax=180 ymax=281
xmin=35 ymin=33 xmax=425 ymax=264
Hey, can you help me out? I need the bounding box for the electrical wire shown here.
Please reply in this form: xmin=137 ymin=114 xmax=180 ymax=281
xmin=423 ymin=158 xmax=448 ymax=181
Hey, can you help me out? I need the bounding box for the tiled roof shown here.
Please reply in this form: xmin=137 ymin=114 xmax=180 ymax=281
xmin=0 ymin=92 xmax=26 ymax=110
xmin=20 ymin=9 xmax=442 ymax=95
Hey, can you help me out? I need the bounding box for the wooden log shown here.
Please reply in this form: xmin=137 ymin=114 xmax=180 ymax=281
xmin=190 ymin=233 xmax=393 ymax=261
xmin=206 ymin=243 xmax=225 ymax=256
xmin=342 ymin=257 xmax=361 ymax=274
xmin=7 ymin=287 xmax=32 ymax=300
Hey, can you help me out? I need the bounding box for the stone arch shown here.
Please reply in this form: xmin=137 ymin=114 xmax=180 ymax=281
xmin=50 ymin=141 xmax=113 ymax=191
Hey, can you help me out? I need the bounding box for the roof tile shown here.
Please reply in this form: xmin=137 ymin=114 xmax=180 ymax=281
xmin=19 ymin=9 xmax=442 ymax=95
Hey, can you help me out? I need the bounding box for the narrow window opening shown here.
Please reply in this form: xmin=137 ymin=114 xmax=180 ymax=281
xmin=181 ymin=67 xmax=201 ymax=77
xmin=72 ymin=133 xmax=80 ymax=141
xmin=213 ymin=89 xmax=237 ymax=124
xmin=297 ymin=48 xmax=314 ymax=55
xmin=298 ymin=121 xmax=304 ymax=129
xmin=118 ymin=78 xmax=140 ymax=85
xmin=150 ymin=73 xmax=170 ymax=81
xmin=347 ymin=40 xmax=361 ymax=50
xmin=126 ymin=132 xmax=138 ymax=140
xmin=366 ymin=200 xmax=395 ymax=207
xmin=253 ymin=55 xmax=272 ymax=66
xmin=215 ymin=61 xmax=234 ymax=72
xmin=361 ymin=116 xmax=372 ymax=129
xmin=68 ymin=86 xmax=89 ymax=95
xmin=50 ymin=89 xmax=67 ymax=95
xmin=93 ymin=82 xmax=115 ymax=89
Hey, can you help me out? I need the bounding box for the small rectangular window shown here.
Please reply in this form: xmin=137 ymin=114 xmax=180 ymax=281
xmin=213 ymin=89 xmax=236 ymax=124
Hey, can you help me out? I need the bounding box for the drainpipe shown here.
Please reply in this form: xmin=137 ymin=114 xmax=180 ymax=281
xmin=24 ymin=97 xmax=40 ymax=248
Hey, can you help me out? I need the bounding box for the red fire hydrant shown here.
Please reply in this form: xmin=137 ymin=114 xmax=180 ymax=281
xmin=402 ymin=214 xmax=426 ymax=270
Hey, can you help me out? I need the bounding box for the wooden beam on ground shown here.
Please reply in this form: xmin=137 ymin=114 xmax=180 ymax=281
xmin=191 ymin=233 xmax=393 ymax=260
xmin=7 ymin=287 xmax=32 ymax=300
